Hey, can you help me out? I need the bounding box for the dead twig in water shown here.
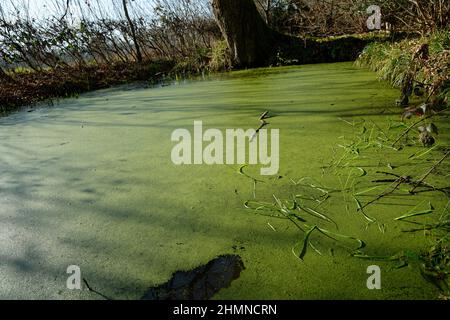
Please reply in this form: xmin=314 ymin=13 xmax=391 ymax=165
xmin=256 ymin=120 xmax=268 ymax=133
xmin=251 ymin=111 xmax=273 ymax=142
xmin=83 ymin=278 xmax=113 ymax=300
xmin=358 ymin=177 xmax=407 ymax=211
xmin=372 ymin=171 xmax=450 ymax=196
xmin=259 ymin=110 xmax=270 ymax=121
xmin=410 ymin=150 xmax=450 ymax=194
xmin=250 ymin=120 xmax=268 ymax=142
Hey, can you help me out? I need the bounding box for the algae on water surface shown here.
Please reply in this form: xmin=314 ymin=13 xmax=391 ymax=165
xmin=0 ymin=62 xmax=447 ymax=299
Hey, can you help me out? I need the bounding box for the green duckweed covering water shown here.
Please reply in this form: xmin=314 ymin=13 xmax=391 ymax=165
xmin=0 ymin=62 xmax=448 ymax=299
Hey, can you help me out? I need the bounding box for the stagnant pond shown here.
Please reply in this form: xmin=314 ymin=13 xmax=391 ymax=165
xmin=0 ymin=62 xmax=446 ymax=299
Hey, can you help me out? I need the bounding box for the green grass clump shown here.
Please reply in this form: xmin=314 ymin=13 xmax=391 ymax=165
xmin=356 ymin=31 xmax=450 ymax=96
xmin=356 ymin=41 xmax=412 ymax=87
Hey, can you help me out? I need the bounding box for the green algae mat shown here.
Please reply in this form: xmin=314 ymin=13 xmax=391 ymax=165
xmin=0 ymin=62 xmax=448 ymax=299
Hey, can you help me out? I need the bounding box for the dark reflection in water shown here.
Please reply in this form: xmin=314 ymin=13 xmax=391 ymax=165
xmin=141 ymin=255 xmax=245 ymax=300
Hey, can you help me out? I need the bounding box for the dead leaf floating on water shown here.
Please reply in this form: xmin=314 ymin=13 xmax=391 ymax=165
xmin=418 ymin=126 xmax=436 ymax=147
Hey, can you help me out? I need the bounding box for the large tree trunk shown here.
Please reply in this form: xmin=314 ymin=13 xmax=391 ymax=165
xmin=0 ymin=66 xmax=12 ymax=83
xmin=211 ymin=0 xmax=279 ymax=67
xmin=212 ymin=0 xmax=377 ymax=68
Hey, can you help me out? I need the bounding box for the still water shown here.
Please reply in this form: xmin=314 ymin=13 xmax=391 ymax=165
xmin=0 ymin=62 xmax=443 ymax=299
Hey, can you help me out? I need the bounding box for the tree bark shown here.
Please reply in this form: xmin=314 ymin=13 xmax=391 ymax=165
xmin=211 ymin=0 xmax=279 ymax=67
xmin=0 ymin=66 xmax=12 ymax=83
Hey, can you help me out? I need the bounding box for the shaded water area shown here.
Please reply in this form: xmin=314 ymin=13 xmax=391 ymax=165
xmin=0 ymin=62 xmax=447 ymax=299
xmin=141 ymin=254 xmax=244 ymax=300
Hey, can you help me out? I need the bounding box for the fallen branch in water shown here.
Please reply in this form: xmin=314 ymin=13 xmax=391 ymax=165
xmin=372 ymin=171 xmax=450 ymax=196
xmin=358 ymin=177 xmax=406 ymax=211
xmin=359 ymin=151 xmax=450 ymax=210
xmin=410 ymin=150 xmax=450 ymax=194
